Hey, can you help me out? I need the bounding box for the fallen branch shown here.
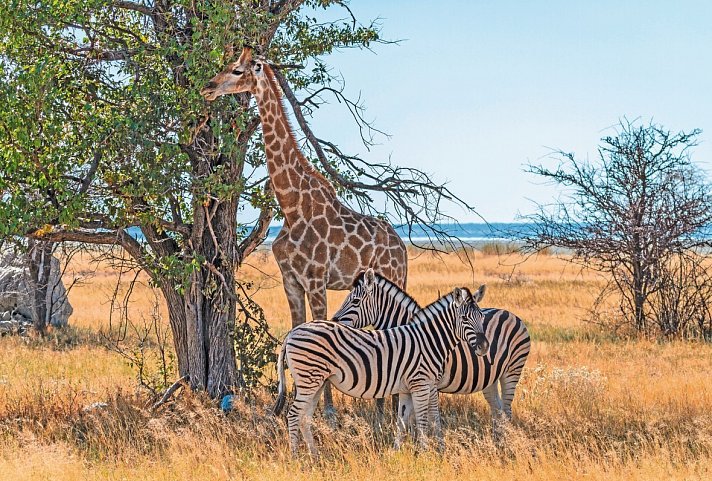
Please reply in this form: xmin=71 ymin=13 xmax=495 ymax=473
xmin=151 ymin=375 xmax=190 ymax=411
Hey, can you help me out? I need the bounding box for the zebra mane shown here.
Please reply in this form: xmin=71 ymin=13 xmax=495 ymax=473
xmin=411 ymin=287 xmax=473 ymax=325
xmin=373 ymin=274 xmax=421 ymax=311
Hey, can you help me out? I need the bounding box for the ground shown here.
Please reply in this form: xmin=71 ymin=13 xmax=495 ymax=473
xmin=0 ymin=246 xmax=710 ymax=480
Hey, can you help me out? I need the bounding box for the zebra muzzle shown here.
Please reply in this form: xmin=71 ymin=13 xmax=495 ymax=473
xmin=473 ymin=333 xmax=489 ymax=356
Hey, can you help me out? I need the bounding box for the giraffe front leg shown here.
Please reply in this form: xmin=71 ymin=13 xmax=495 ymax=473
xmin=305 ymin=280 xmax=337 ymax=420
xmin=277 ymin=265 xmax=307 ymax=328
xmin=394 ymin=393 xmax=414 ymax=450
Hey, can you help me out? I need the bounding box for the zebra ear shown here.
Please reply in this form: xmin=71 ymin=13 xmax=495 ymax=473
xmin=453 ymin=288 xmax=468 ymax=308
xmin=364 ymin=268 xmax=376 ymax=292
xmin=473 ymin=284 xmax=486 ymax=303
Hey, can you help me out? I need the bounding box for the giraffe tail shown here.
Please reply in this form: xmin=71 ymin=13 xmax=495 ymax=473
xmin=273 ymin=341 xmax=288 ymax=416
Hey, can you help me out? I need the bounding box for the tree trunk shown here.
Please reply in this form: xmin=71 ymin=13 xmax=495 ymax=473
xmin=27 ymin=240 xmax=54 ymax=335
xmin=180 ymin=199 xmax=239 ymax=398
xmin=150 ymin=199 xmax=240 ymax=398
xmin=174 ymin=116 xmax=246 ymax=397
xmin=632 ymin=259 xmax=646 ymax=332
xmin=161 ymin=285 xmax=190 ymax=379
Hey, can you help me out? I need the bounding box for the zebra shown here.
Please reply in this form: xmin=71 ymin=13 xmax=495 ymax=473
xmin=332 ymin=268 xmax=531 ymax=435
xmin=273 ymin=285 xmax=489 ymax=456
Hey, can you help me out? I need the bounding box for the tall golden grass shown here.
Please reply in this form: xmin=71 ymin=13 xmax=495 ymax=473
xmin=1 ymin=247 xmax=710 ymax=480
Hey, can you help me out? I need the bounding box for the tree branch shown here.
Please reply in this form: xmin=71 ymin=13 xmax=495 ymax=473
xmin=79 ymin=149 xmax=102 ymax=194
xmin=237 ymin=181 xmax=275 ymax=265
xmin=113 ymin=1 xmax=153 ymax=16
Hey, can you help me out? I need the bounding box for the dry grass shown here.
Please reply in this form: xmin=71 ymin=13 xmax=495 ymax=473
xmin=1 ymin=247 xmax=711 ymax=480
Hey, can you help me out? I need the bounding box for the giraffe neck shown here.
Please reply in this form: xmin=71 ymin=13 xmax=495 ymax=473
xmin=251 ymin=65 xmax=337 ymax=227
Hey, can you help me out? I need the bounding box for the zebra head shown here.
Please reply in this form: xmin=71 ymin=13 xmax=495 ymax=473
xmin=331 ymin=268 xmax=381 ymax=328
xmin=452 ymin=286 xmax=489 ymax=356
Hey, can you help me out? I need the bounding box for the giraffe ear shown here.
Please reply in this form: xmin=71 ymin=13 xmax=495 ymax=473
xmin=453 ymin=288 xmax=469 ymax=308
xmin=238 ymin=47 xmax=253 ymax=64
xmin=364 ymin=268 xmax=376 ymax=292
xmin=472 ymin=284 xmax=486 ymax=303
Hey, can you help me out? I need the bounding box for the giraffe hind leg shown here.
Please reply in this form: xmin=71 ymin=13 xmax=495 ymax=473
xmin=279 ymin=268 xmax=307 ymax=328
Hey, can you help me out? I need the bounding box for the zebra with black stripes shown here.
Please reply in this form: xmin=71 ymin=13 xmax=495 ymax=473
xmin=273 ymin=285 xmax=489 ymax=456
xmin=332 ymin=269 xmax=531 ymax=435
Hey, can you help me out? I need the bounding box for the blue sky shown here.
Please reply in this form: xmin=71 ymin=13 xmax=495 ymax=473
xmin=301 ymin=0 xmax=712 ymax=222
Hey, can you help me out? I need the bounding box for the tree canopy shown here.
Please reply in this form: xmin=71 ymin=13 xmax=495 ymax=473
xmin=0 ymin=1 xmax=477 ymax=396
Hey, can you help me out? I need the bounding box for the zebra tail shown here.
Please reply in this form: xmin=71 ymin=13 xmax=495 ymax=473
xmin=272 ymin=342 xmax=288 ymax=416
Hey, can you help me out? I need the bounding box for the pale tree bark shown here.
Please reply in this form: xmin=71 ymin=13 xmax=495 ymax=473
xmin=27 ymin=239 xmax=55 ymax=336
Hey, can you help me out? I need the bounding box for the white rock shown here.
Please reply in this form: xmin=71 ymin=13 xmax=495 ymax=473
xmin=0 ymin=246 xmax=73 ymax=328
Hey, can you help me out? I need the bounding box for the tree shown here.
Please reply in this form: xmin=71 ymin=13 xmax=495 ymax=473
xmin=0 ymin=1 xmax=476 ymax=397
xmin=524 ymin=120 xmax=712 ymax=339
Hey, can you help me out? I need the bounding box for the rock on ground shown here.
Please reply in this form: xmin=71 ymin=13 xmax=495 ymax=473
xmin=0 ymin=246 xmax=73 ymax=333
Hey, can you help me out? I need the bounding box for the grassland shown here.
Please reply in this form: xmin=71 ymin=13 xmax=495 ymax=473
xmin=1 ymin=248 xmax=711 ymax=480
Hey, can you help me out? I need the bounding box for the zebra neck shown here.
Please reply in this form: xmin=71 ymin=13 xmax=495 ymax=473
xmin=375 ymin=300 xmax=418 ymax=329
xmin=410 ymin=299 xmax=460 ymax=365
xmin=374 ymin=282 xmax=420 ymax=329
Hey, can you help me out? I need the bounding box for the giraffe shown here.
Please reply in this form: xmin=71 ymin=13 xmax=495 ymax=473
xmin=201 ymin=47 xmax=408 ymax=413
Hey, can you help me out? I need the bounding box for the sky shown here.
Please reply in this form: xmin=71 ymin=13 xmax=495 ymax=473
xmin=298 ymin=0 xmax=712 ymax=223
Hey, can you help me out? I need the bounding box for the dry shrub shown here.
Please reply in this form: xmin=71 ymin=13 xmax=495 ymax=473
xmin=479 ymin=241 xmax=521 ymax=256
xmin=1 ymin=378 xmax=711 ymax=480
xmin=528 ymin=364 xmax=608 ymax=412
xmin=71 ymin=391 xmax=163 ymax=460
xmin=1 ymin=251 xmax=711 ymax=480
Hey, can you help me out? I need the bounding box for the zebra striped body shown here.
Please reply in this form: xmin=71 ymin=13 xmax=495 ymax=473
xmin=274 ymin=286 xmax=488 ymax=455
xmin=332 ymin=270 xmax=530 ymax=425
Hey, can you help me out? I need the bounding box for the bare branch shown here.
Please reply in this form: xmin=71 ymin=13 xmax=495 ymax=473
xmin=79 ymin=149 xmax=102 ymax=194
xmin=151 ymin=375 xmax=190 ymax=411
xmin=272 ymin=66 xmax=479 ymax=254
xmin=28 ymin=227 xmax=149 ymax=274
xmin=523 ymin=120 xmax=712 ymax=339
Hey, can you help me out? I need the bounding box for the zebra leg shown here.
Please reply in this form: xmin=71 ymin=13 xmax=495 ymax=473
xmin=428 ymin=387 xmax=445 ymax=453
xmin=286 ymin=392 xmax=302 ymax=455
xmin=305 ymin=283 xmax=337 ymax=421
xmin=394 ymin=393 xmax=414 ymax=450
xmin=482 ymin=383 xmax=505 ymax=440
xmin=411 ymin=388 xmax=432 ymax=451
xmin=287 ymin=383 xmax=325 ymax=457
xmin=300 ymin=384 xmax=326 ymax=458
xmin=500 ymin=368 xmax=524 ymax=420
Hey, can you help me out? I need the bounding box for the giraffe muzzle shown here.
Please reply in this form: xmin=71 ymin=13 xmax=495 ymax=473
xmin=200 ymin=81 xmax=219 ymax=100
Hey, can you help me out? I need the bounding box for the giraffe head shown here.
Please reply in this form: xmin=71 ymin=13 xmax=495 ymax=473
xmin=200 ymin=47 xmax=266 ymax=101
